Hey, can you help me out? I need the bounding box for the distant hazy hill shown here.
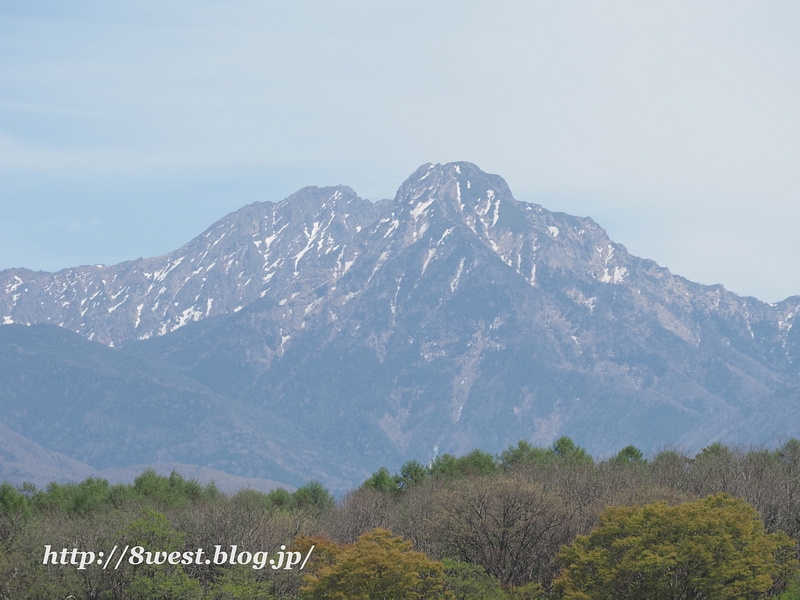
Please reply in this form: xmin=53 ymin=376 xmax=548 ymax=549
xmin=2 ymin=162 xmax=799 ymax=491
xmin=0 ymin=421 xmax=290 ymax=493
xmin=0 ymin=324 xmax=315 ymax=489
xmin=0 ymin=422 xmax=95 ymax=486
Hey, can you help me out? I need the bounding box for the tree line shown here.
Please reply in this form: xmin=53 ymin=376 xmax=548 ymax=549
xmin=4 ymin=438 xmax=800 ymax=598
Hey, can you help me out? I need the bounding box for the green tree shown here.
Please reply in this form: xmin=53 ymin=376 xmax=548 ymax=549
xmin=300 ymin=528 xmax=451 ymax=599
xmin=611 ymin=445 xmax=645 ymax=465
xmin=207 ymin=565 xmax=276 ymax=599
xmin=133 ymin=469 xmax=217 ymax=509
xmin=551 ymin=437 xmax=592 ymax=465
xmin=442 ymin=559 xmax=510 ymax=600
xmin=553 ymin=493 xmax=797 ymax=599
xmin=499 ymin=440 xmax=552 ymax=468
xmin=264 ymin=487 xmax=293 ymax=510
xmin=778 ymin=581 xmax=800 ymax=600
xmin=697 ymin=441 xmax=731 ymax=459
xmin=429 ymin=454 xmax=461 ymax=479
xmin=0 ymin=482 xmax=30 ymax=519
xmin=120 ymin=507 xmax=201 ymax=598
xmin=67 ymin=477 xmax=113 ymax=514
xmin=430 ymin=449 xmax=497 ymax=479
xmin=292 ymin=480 xmax=335 ymax=512
xmin=457 ymin=449 xmax=497 ymax=477
xmin=363 ymin=466 xmax=400 ymax=493
xmin=499 ymin=438 xmax=592 ymax=469
xmin=0 ymin=482 xmax=30 ymax=548
xmin=397 ymin=459 xmax=428 ymax=490
xmin=778 ymin=438 xmax=800 ymax=466
xmin=33 ymin=479 xmax=112 ymax=514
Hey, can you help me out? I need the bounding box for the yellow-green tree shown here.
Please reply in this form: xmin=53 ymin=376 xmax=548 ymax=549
xmin=300 ymin=528 xmax=451 ymax=599
xmin=121 ymin=508 xmax=201 ymax=599
xmin=553 ymin=493 xmax=797 ymax=599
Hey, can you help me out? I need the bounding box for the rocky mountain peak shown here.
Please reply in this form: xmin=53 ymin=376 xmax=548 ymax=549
xmin=392 ymin=162 xmax=513 ymax=222
xmin=2 ymin=162 xmax=800 ymax=489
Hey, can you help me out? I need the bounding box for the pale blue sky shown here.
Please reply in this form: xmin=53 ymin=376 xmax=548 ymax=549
xmin=1 ymin=1 xmax=798 ymax=301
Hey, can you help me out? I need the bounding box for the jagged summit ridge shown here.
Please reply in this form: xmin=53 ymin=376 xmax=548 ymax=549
xmin=366 ymin=161 xmax=633 ymax=292
xmin=1 ymin=161 xmax=798 ymax=353
xmin=0 ymin=185 xmax=376 ymax=344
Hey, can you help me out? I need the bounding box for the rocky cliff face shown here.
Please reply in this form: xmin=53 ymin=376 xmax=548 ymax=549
xmin=2 ymin=162 xmax=799 ymax=488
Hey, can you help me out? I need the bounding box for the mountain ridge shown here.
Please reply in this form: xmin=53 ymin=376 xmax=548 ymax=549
xmin=3 ymin=162 xmax=798 ymax=351
xmin=2 ymin=162 xmax=799 ymax=490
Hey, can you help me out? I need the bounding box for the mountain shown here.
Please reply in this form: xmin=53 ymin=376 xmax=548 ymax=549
xmin=2 ymin=162 xmax=799 ymax=490
xmin=0 ymin=422 xmax=96 ymax=486
xmin=0 ymin=422 xmax=290 ymax=493
xmin=0 ymin=324 xmax=317 ymax=488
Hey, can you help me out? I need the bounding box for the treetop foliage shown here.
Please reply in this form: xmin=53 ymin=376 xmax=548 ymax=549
xmin=363 ymin=436 xmax=600 ymax=495
xmin=361 ymin=437 xmax=800 ymax=497
xmin=0 ymin=470 xmax=338 ymax=522
xmin=299 ymin=528 xmax=450 ymax=599
xmin=290 ymin=481 xmax=335 ymax=512
xmin=611 ymin=444 xmax=645 ymax=465
xmin=499 ymin=437 xmax=593 ymax=469
xmin=553 ymin=493 xmax=798 ymax=599
xmin=14 ymin=470 xmax=221 ymax=516
xmin=0 ymin=482 xmax=30 ymax=520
